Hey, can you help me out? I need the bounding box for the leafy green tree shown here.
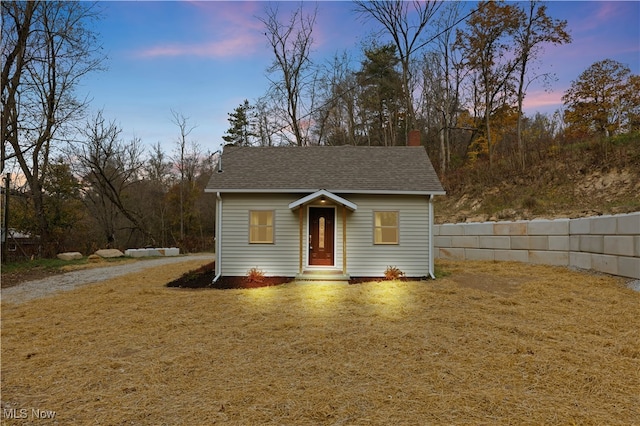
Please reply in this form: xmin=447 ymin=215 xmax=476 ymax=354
xmin=9 ymin=159 xmax=84 ymax=253
xmin=223 ymin=100 xmax=256 ymax=146
xmin=42 ymin=160 xmax=85 ymax=250
xmin=356 ymin=43 xmax=404 ymax=146
xmin=354 ymin=0 xmax=443 ymax=140
xmin=562 ymin=59 xmax=638 ymax=139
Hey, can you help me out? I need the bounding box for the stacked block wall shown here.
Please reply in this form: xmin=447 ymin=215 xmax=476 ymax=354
xmin=434 ymin=212 xmax=640 ymax=279
xmin=124 ymin=247 xmax=180 ymax=257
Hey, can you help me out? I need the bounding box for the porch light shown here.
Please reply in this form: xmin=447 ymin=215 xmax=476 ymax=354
xmin=320 ymin=196 xmax=326 ymax=203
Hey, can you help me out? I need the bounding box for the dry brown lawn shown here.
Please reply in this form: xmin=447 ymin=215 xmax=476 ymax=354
xmin=2 ymin=259 xmax=639 ymax=425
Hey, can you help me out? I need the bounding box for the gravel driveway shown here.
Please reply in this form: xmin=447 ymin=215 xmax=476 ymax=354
xmin=1 ymin=254 xmax=214 ymax=305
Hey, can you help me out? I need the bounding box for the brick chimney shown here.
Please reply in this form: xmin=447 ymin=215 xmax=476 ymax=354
xmin=408 ymin=129 xmax=421 ymax=147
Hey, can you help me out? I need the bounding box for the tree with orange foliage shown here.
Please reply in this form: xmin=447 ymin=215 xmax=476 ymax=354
xmin=562 ymin=59 xmax=638 ymax=139
xmin=455 ymin=1 xmax=521 ymax=169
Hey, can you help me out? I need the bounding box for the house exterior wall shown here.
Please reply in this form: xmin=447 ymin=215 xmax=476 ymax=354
xmin=345 ymin=194 xmax=430 ymax=278
xmin=219 ymin=193 xmax=301 ymax=276
xmin=219 ymin=193 xmax=432 ymax=278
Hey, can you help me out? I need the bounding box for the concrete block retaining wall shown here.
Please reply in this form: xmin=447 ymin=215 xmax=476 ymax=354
xmin=434 ymin=212 xmax=640 ymax=279
xmin=124 ymin=247 xmax=180 ymax=257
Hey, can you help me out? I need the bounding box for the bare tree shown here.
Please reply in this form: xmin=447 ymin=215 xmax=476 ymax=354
xmin=253 ymin=97 xmax=276 ymax=147
xmin=1 ymin=1 xmax=105 ymax=254
xmin=1 ymin=1 xmax=36 ymax=173
xmin=144 ymin=142 xmax=174 ymax=246
xmin=423 ymin=1 xmax=465 ymax=172
xmin=513 ymin=0 xmax=571 ymax=170
xmin=170 ymin=110 xmax=200 ymax=241
xmin=355 ymin=0 xmax=443 ymax=142
xmin=76 ymin=111 xmax=150 ymax=247
xmin=145 ymin=142 xmax=174 ymax=185
xmin=260 ymin=4 xmax=316 ymax=146
xmin=312 ymin=51 xmax=359 ymax=146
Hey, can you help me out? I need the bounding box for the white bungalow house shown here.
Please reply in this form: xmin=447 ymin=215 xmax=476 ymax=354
xmin=204 ymin=144 xmax=445 ymax=282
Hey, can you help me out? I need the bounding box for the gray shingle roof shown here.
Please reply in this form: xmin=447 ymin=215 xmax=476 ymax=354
xmin=205 ymin=145 xmax=445 ymax=194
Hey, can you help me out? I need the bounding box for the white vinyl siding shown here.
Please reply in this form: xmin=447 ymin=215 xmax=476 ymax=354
xmin=345 ymin=195 xmax=430 ymax=278
xmin=217 ymin=193 xmax=429 ymax=278
xmin=221 ymin=194 xmax=298 ymax=276
xmin=219 ymin=193 xmax=345 ymax=277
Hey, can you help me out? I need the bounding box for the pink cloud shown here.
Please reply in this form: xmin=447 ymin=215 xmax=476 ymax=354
xmin=523 ymin=90 xmax=564 ymax=114
xmin=137 ymin=34 xmax=262 ymax=59
xmin=595 ymin=1 xmax=621 ymax=21
xmin=188 ymin=1 xmax=264 ymax=32
xmin=135 ymin=1 xmax=265 ymax=59
xmin=572 ymin=1 xmax=628 ymax=33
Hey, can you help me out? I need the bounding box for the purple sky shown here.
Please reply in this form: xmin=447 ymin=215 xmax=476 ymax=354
xmin=80 ymin=1 xmax=640 ymax=153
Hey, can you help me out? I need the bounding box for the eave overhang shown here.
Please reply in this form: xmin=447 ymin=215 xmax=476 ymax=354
xmin=205 ymin=188 xmax=446 ymax=196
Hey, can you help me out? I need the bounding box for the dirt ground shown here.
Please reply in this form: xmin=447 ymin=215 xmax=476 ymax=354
xmin=1 ymin=267 xmax=62 ymax=289
xmin=1 ymin=259 xmax=638 ymax=425
xmin=166 ymin=261 xmax=294 ymax=289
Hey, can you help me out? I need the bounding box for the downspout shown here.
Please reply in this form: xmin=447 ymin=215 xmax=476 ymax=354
xmin=428 ymin=194 xmax=435 ymax=279
xmin=212 ymin=192 xmax=222 ymax=283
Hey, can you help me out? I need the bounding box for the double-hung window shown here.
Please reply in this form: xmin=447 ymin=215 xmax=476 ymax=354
xmin=249 ymin=210 xmax=274 ymax=244
xmin=374 ymin=211 xmax=399 ymax=244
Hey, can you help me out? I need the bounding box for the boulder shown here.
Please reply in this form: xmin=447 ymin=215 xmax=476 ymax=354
xmin=88 ymin=254 xmax=102 ymax=262
xmin=57 ymin=252 xmax=83 ymax=261
xmin=95 ymin=249 xmax=125 ymax=258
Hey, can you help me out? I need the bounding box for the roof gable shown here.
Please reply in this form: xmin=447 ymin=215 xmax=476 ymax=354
xmin=288 ymin=190 xmax=358 ymax=211
xmin=205 ymin=145 xmax=445 ymax=195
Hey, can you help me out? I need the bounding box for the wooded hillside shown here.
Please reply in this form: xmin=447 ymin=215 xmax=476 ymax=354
xmin=434 ymin=132 xmax=640 ymax=224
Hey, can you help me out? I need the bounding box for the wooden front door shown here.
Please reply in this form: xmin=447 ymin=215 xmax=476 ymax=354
xmin=309 ymin=207 xmax=334 ymax=266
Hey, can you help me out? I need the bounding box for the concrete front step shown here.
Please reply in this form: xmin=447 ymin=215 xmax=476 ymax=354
xmin=295 ymin=269 xmax=350 ymax=283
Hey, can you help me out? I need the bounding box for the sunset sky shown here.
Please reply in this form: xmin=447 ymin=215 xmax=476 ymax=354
xmin=79 ymin=1 xmax=640 ymax=153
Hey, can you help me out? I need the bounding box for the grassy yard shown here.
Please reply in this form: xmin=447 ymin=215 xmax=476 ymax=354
xmin=1 ymin=259 xmax=638 ymax=425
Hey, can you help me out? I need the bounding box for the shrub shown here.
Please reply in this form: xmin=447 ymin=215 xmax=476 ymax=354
xmin=245 ymin=267 xmax=265 ymax=284
xmin=384 ymin=266 xmax=405 ymax=281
